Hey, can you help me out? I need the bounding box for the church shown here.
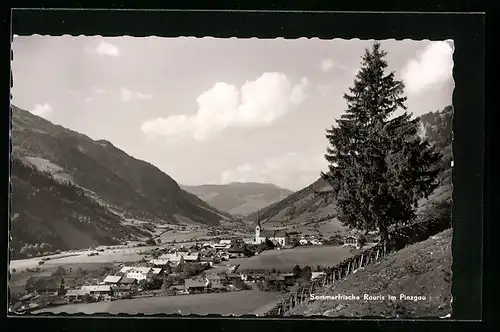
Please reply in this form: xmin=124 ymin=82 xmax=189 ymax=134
xmin=254 ymin=211 xmax=289 ymax=246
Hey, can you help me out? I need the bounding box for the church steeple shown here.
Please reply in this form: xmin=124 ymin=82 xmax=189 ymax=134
xmin=255 ymin=209 xmax=261 ymax=241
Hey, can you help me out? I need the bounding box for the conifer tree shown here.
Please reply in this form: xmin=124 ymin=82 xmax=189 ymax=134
xmin=321 ymin=42 xmax=441 ymax=244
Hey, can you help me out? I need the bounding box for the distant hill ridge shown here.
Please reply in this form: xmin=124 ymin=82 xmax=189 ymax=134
xmin=181 ymin=182 xmax=293 ymax=216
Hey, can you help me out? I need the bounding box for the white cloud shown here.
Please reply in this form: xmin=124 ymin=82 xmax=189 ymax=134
xmin=92 ymin=87 xmax=106 ymax=95
xmin=401 ymin=41 xmax=454 ymax=95
xmin=85 ymin=96 xmax=93 ymax=102
xmin=321 ymin=59 xmax=348 ymax=73
xmin=318 ymin=84 xmax=334 ymax=98
xmin=219 ymin=152 xmax=327 ymax=190
xmin=141 ymin=72 xmax=310 ymax=141
xmin=121 ymin=87 xmax=153 ymax=102
xmin=95 ymin=41 xmax=120 ymax=57
xmin=30 ymin=103 xmax=53 ymax=117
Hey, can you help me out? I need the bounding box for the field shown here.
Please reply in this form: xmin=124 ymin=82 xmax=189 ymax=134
xmin=288 ymin=229 xmax=453 ymax=318
xmin=34 ymin=290 xmax=282 ymax=315
xmin=227 ymin=245 xmax=371 ymax=272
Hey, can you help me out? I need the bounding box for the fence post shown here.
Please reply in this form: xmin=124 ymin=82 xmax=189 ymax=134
xmin=375 ymin=248 xmax=380 ymax=261
xmin=347 ymin=260 xmax=351 ymax=275
xmin=360 ymin=254 xmax=364 ymax=268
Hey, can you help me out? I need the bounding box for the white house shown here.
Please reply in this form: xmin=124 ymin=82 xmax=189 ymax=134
xmin=124 ymin=267 xmax=154 ymax=281
xmin=159 ymin=252 xmax=200 ymax=263
xmin=219 ymin=239 xmax=232 ymax=245
xmin=254 ymin=211 xmax=289 ymax=246
xmin=311 ymin=272 xmax=326 ymax=280
xmin=149 ymin=259 xmax=172 ymax=266
xmin=299 ymin=238 xmax=309 ymax=245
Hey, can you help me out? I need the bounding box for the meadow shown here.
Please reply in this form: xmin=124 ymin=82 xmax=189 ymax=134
xmin=228 ymin=245 xmax=370 ymax=272
xmin=34 ymin=290 xmax=282 ymax=315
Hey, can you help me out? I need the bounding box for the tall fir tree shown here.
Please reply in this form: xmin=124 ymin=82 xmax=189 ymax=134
xmin=321 ymin=42 xmax=441 ymax=244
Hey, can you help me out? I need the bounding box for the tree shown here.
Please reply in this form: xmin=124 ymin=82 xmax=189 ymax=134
xmin=301 ymin=266 xmax=312 ymax=281
xmin=321 ymin=42 xmax=441 ymax=244
xmin=161 ymin=276 xmax=172 ymax=292
xmin=264 ymin=238 xmax=275 ymax=249
xmin=292 ymin=265 xmax=302 ymax=277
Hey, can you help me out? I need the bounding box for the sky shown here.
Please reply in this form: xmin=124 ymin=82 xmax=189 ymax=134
xmin=11 ymin=36 xmax=454 ymax=191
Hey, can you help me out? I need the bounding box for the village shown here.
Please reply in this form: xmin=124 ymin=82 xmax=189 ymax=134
xmin=10 ymin=220 xmax=370 ymax=313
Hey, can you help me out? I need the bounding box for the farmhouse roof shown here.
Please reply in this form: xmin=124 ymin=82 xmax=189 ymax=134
xmin=260 ymin=230 xmax=287 ymax=238
xmin=183 ymin=254 xmax=200 ymax=261
xmin=65 ymin=289 xmax=90 ymax=297
xmin=81 ymin=285 xmax=111 ymax=292
xmin=184 ymin=279 xmax=207 ymax=288
xmin=118 ymin=277 xmax=137 ymax=285
xmin=103 ymin=275 xmax=122 ymax=283
xmin=119 ymin=266 xmax=135 ymax=273
xmin=169 ymin=285 xmax=186 ymax=290
xmin=150 ymin=259 xmax=171 ymax=266
xmin=126 ymin=267 xmax=152 ymax=274
xmin=281 ymin=273 xmax=295 ymax=277
xmin=206 ymin=274 xmax=225 ymax=280
xmin=151 ymin=268 xmax=162 ymax=274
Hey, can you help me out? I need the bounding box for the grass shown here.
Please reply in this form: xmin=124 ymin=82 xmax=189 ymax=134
xmin=287 ymin=228 xmax=452 ymax=318
xmin=34 ymin=290 xmax=282 ymax=315
xmin=227 ymin=245 xmax=368 ymax=272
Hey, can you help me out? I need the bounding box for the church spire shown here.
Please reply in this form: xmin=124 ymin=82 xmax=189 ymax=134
xmin=256 ymin=209 xmax=261 ymax=228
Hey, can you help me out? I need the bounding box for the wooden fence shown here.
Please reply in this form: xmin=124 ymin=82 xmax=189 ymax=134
xmin=264 ymin=214 xmax=452 ymax=316
xmin=264 ymin=242 xmax=387 ymax=316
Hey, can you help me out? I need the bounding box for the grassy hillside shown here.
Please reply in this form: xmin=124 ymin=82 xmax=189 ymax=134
xmin=182 ymin=182 xmax=293 ymax=216
xmin=246 ymin=177 xmax=337 ymax=224
xmin=10 ymin=157 xmax=151 ymax=259
xmin=288 ymin=228 xmax=452 ymax=318
xmin=10 ymin=105 xmax=235 ymax=258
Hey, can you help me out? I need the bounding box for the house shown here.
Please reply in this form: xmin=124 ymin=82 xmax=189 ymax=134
xmin=118 ymin=277 xmax=137 ymax=287
xmin=281 ymin=273 xmax=296 ymax=285
xmin=151 ymin=268 xmax=163 ymax=276
xmin=227 ymin=247 xmax=245 ymax=258
xmin=149 ymin=259 xmax=172 ymax=267
xmin=125 ymin=267 xmax=154 ymax=281
xmin=311 ymin=272 xmax=326 ymax=280
xmin=184 ymin=278 xmax=208 ymax=294
xmin=310 ymin=239 xmax=323 ymax=245
xmin=81 ymin=285 xmax=112 ymax=298
xmin=206 ymin=274 xmax=228 ymax=287
xmin=200 ymin=257 xmax=214 ymax=266
xmin=343 ymin=236 xmax=359 ymax=248
xmin=27 ymin=276 xmax=64 ymax=295
xmin=111 ymin=286 xmax=130 ymax=297
xmin=226 ymin=273 xmax=242 ymax=282
xmin=213 ymin=243 xmax=232 ymax=251
xmin=268 ymin=274 xmax=286 ymax=282
xmin=159 ymin=252 xmax=200 ymax=263
xmin=183 ymin=254 xmax=200 ymax=263
xmin=219 ymin=239 xmax=232 ymax=245
xmin=103 ymin=275 xmax=122 ymax=285
xmin=65 ymin=289 xmax=90 ymax=301
xmin=202 ymin=242 xmax=213 ymax=248
xmin=255 ymin=210 xmax=289 ymax=246
xmin=169 ymin=285 xmax=188 ymax=295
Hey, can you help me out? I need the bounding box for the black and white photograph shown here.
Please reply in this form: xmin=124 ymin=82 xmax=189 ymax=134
xmin=9 ymin=33 xmax=454 ymax=318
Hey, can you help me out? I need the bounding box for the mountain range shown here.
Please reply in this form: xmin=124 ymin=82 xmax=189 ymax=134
xmin=9 ymin=104 xmax=453 ymax=259
xmin=247 ymin=106 xmax=454 ymax=227
xmin=181 ymin=182 xmax=293 ymax=216
xmin=10 ymin=105 xmax=234 ymax=259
